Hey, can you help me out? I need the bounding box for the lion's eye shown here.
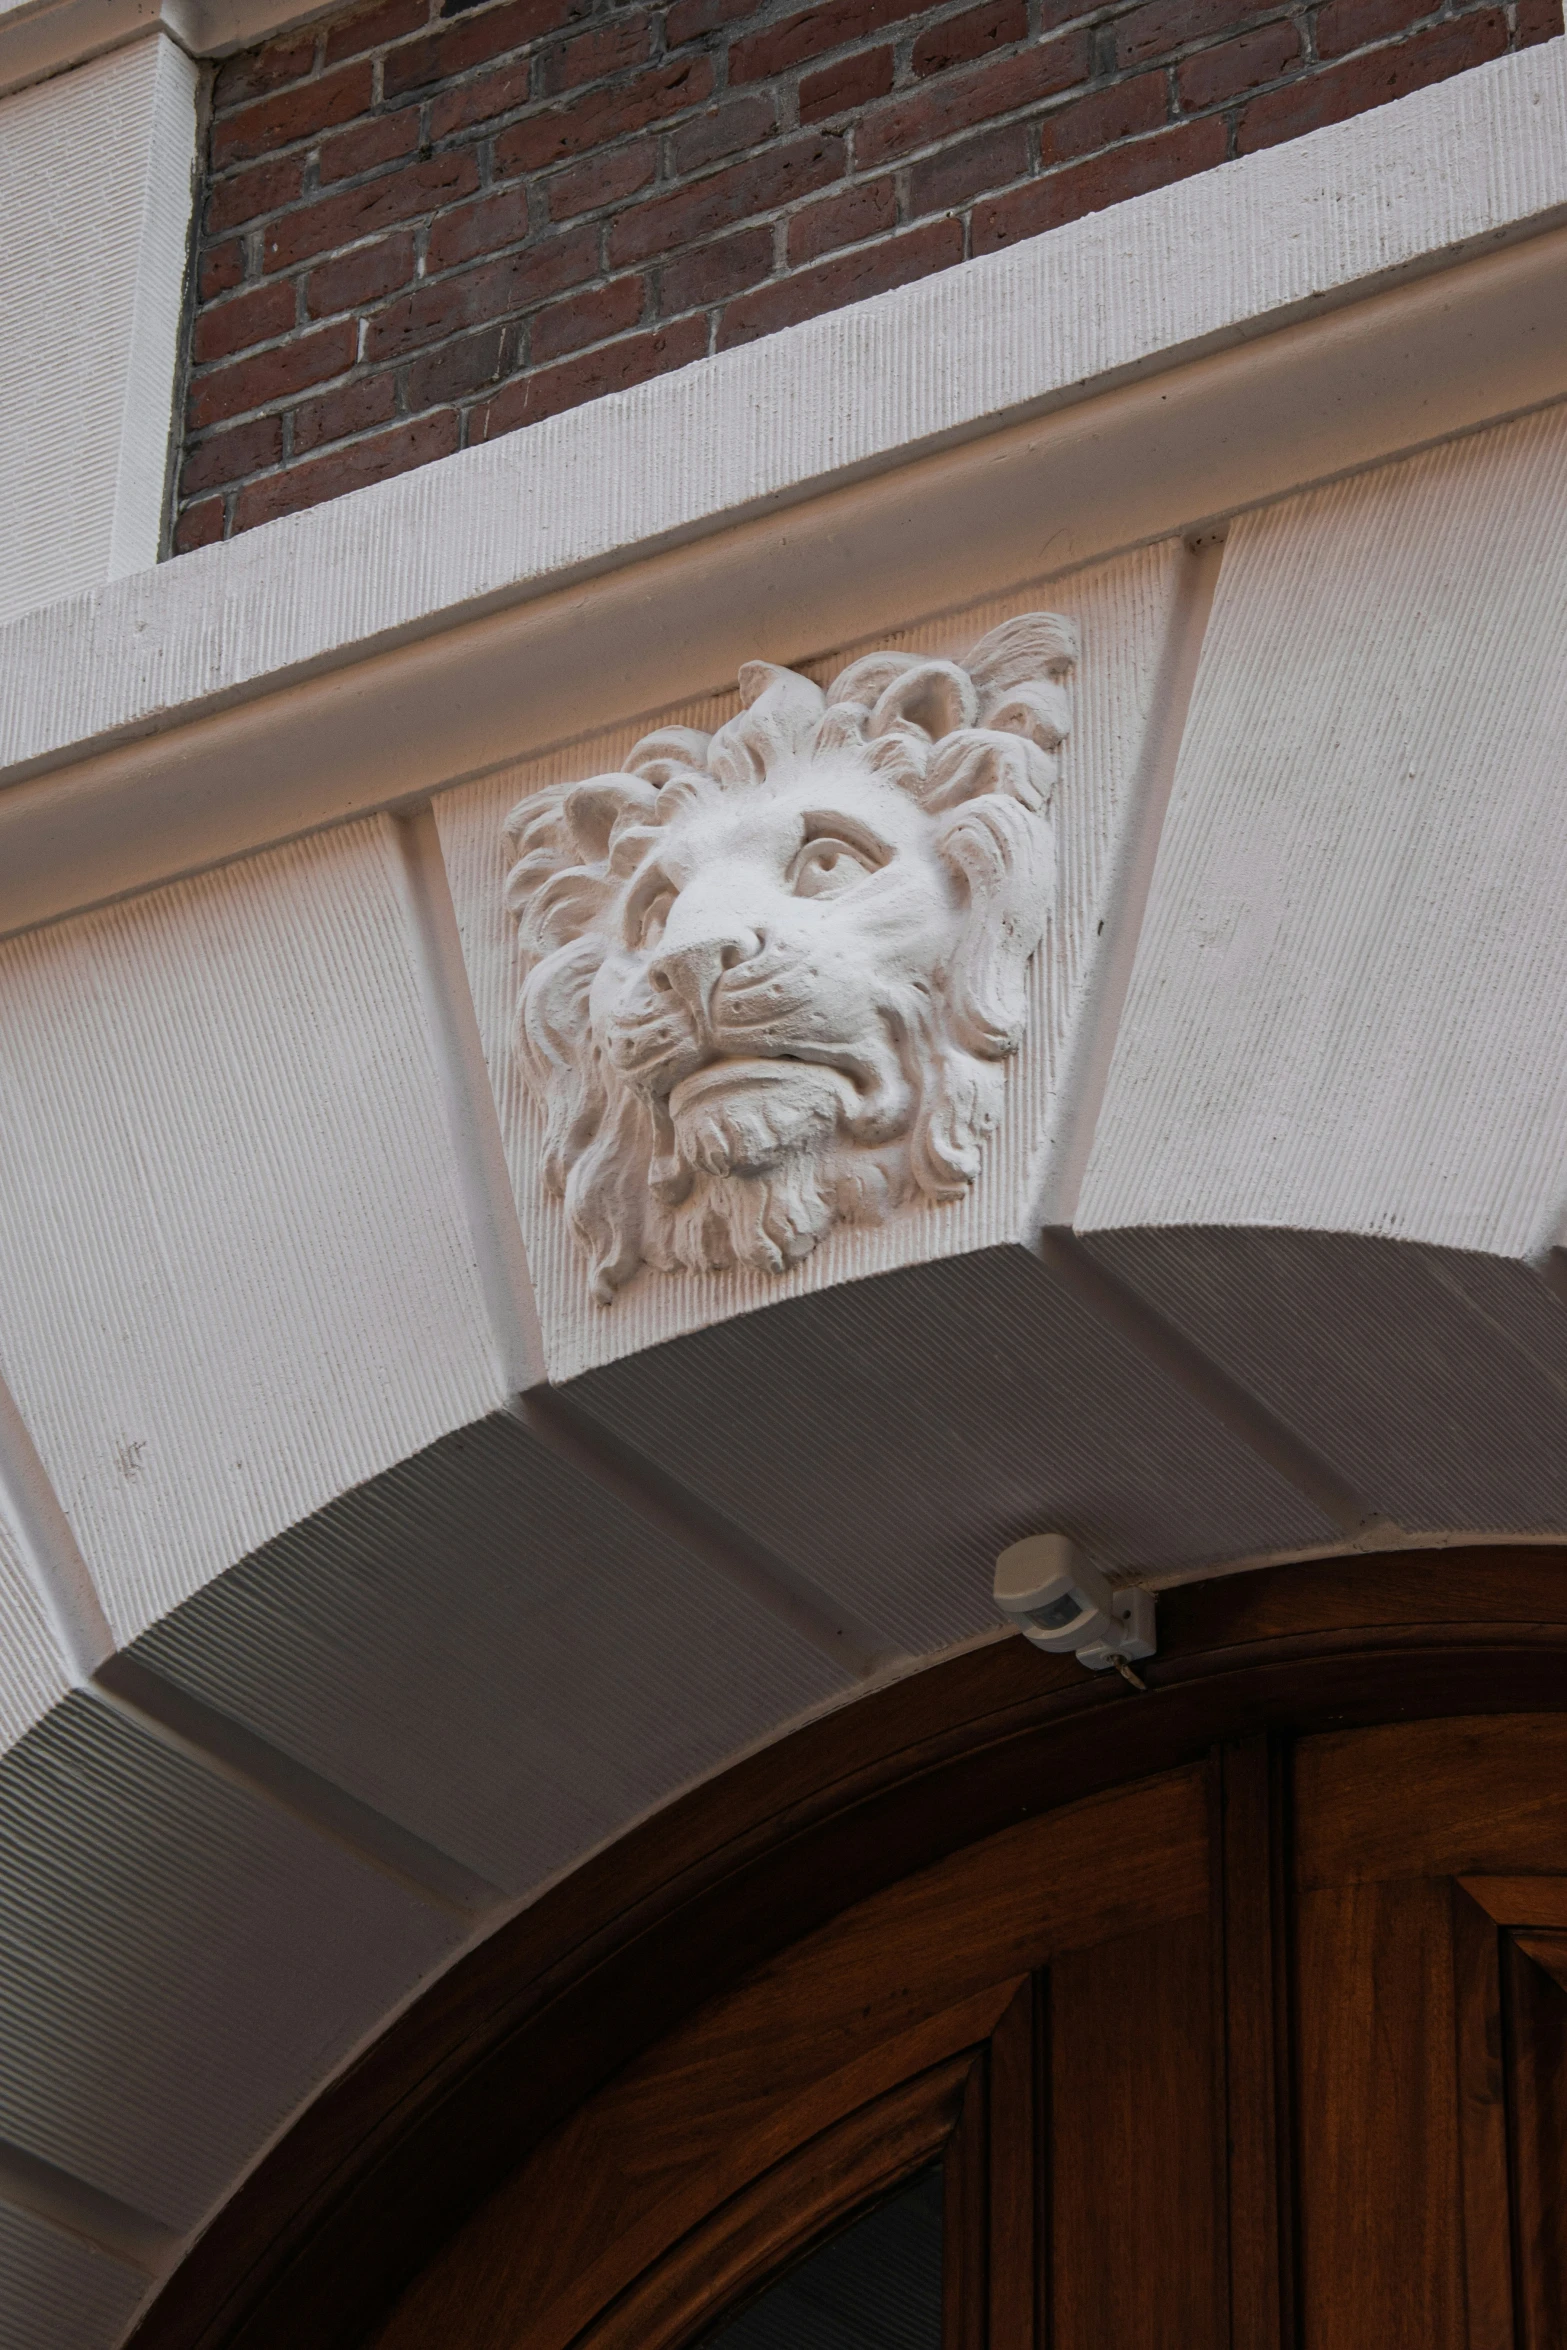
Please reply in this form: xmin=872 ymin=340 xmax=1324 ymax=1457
xmin=789 ymin=837 xmax=877 ymax=899
xmin=632 ymin=886 xmax=675 ymax=951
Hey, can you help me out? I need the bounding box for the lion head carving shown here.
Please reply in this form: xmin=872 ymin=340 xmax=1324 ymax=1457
xmin=503 ymin=611 xmax=1076 ymax=1301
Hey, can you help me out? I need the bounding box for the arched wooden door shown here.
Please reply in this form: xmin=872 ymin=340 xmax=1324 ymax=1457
xmin=368 ymin=1710 xmax=1567 ymax=2350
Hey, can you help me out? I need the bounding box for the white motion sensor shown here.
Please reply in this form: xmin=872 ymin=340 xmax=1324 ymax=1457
xmin=993 ymin=1534 xmax=1156 ymax=1672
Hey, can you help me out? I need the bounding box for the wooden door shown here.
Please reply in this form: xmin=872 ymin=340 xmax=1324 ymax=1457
xmin=1294 ymin=1714 xmax=1567 ymax=2350
xmin=369 ymin=1717 xmax=1567 ymax=2350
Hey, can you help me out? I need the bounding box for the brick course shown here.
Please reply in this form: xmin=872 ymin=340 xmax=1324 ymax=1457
xmin=174 ymin=0 xmax=1561 ymax=548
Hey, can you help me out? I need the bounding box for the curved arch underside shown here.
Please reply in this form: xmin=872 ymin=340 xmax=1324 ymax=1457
xmin=11 ymin=1206 xmax=1567 ymax=2346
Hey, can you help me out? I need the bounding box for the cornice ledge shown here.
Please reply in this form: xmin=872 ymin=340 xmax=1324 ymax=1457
xmin=0 ymin=0 xmax=348 ymax=100
xmin=5 ymin=41 xmax=1565 ymax=798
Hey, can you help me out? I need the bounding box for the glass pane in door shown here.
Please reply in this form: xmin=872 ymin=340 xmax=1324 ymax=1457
xmin=700 ymin=2162 xmax=943 ymax=2350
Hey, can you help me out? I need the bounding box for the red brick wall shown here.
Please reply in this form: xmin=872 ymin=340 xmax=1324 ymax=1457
xmin=174 ymin=0 xmax=1561 ymax=548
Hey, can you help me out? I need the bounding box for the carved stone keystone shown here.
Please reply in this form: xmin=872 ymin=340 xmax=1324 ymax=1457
xmin=503 ymin=615 xmax=1076 ymax=1298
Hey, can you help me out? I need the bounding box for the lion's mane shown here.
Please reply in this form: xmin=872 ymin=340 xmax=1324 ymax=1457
xmin=503 ymin=611 xmax=1076 ymax=1300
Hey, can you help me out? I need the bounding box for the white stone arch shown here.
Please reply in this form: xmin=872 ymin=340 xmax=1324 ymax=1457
xmin=3 ymin=50 xmax=1567 ymax=2343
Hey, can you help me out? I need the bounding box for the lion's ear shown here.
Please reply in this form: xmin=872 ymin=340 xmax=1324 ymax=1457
xmin=826 ymin=649 xmax=920 ymax=709
xmin=964 ymin=611 xmax=1078 ymax=694
xmin=868 ymin=659 xmax=977 ymax=743
xmin=564 ymin=773 xmax=661 ymax=861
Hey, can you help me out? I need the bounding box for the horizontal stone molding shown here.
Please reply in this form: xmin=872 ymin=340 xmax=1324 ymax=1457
xmin=6 ymin=44 xmax=1567 ymax=772
xmin=0 ymin=0 xmax=340 ymax=101
xmin=174 ymin=0 xmax=1544 ymax=550
xmin=2 ymin=46 xmax=1566 ymax=949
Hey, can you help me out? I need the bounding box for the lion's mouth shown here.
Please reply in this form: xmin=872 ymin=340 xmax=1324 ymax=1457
xmin=664 ymin=1056 xmax=856 ymax=1180
xmin=667 ymin=1057 xmax=813 ymax=1115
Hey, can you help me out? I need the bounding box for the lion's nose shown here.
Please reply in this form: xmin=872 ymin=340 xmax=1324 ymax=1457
xmin=648 ymin=930 xmax=761 ymax=1017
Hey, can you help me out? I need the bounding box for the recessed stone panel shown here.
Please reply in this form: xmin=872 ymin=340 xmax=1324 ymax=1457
xmin=1081 ymin=1229 xmax=1567 ymax=1538
xmin=131 ymin=1413 xmax=849 ymax=1896
xmin=567 ymin=1247 xmax=1339 ymax=1647
xmin=0 ymin=820 xmax=498 ymax=1643
xmin=0 ymin=2204 xmax=147 ymax=2350
xmin=0 ymin=1695 xmax=460 ymax=2234
xmin=1080 ymin=406 xmax=1567 ymax=1258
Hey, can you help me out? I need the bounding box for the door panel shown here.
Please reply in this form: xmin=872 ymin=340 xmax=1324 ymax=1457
xmin=1048 ymin=1912 xmax=1223 ymax=2350
xmin=1507 ymin=1931 xmax=1567 ymax=2350
xmin=1295 ymin=1877 xmax=1467 ymax=2348
xmin=1218 ymin=1737 xmax=1291 ymax=2350
xmin=1294 ymin=1717 xmax=1567 ymax=2350
xmin=1294 ymin=1715 xmax=1567 ymax=1886
xmin=1450 ymin=1885 xmax=1512 ymax=2350
xmin=579 ymin=2063 xmax=970 ymax=2350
